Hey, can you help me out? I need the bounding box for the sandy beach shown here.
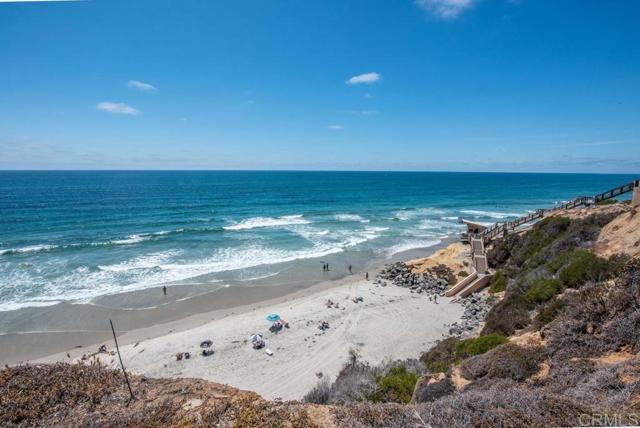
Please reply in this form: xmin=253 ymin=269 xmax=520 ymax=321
xmin=41 ymin=275 xmax=463 ymax=400
xmin=22 ymin=241 xmax=467 ymax=400
xmin=1 ymin=240 xmax=459 ymax=365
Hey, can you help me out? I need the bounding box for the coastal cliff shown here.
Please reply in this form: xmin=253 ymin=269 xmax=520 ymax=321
xmin=2 ymin=202 xmax=639 ymax=427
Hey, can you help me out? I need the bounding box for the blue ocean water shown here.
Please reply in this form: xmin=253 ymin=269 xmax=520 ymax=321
xmin=0 ymin=171 xmax=636 ymax=311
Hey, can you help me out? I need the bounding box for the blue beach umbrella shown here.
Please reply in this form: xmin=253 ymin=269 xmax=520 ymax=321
xmin=266 ymin=313 xmax=281 ymax=322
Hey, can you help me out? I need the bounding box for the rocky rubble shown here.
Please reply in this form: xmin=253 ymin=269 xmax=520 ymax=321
xmin=376 ymin=262 xmax=453 ymax=296
xmin=376 ymin=261 xmax=489 ymax=336
xmin=447 ymin=294 xmax=492 ymax=337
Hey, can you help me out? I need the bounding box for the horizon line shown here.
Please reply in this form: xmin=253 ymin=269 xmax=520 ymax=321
xmin=0 ymin=169 xmax=637 ymax=176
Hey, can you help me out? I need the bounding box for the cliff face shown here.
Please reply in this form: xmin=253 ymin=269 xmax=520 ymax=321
xmin=2 ymin=203 xmax=639 ymax=428
xmin=594 ymin=207 xmax=640 ymax=259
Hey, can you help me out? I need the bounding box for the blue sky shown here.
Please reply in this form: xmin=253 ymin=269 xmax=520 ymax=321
xmin=1 ymin=0 xmax=639 ymax=172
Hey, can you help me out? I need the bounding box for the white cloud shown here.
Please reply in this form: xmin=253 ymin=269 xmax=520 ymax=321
xmin=96 ymin=102 xmax=139 ymax=115
xmin=415 ymin=0 xmax=476 ymax=19
xmin=127 ymin=80 xmax=157 ymax=92
xmin=346 ymin=72 xmax=381 ymax=85
xmin=328 ymin=125 xmax=344 ymax=130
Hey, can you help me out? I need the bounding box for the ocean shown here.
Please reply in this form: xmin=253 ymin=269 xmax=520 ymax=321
xmin=0 ymin=171 xmax=636 ymax=312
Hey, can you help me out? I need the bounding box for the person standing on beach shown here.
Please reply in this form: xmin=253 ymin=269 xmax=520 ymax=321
xmin=326 ymin=263 xmax=330 ymax=271
xmin=365 ymin=272 xmax=369 ymax=280
xmin=348 ymin=264 xmax=352 ymax=274
xmin=162 ymin=285 xmax=167 ymax=296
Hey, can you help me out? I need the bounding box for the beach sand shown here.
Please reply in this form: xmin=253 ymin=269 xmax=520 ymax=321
xmin=23 ymin=241 xmax=468 ymax=401
xmin=1 ymin=240 xmax=458 ymax=365
xmin=41 ymin=276 xmax=463 ymax=400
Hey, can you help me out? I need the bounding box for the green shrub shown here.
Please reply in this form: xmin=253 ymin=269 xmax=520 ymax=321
xmin=546 ymin=250 xmax=574 ymax=274
xmin=596 ymin=198 xmax=617 ymax=206
xmin=420 ymin=337 xmax=459 ymax=373
xmin=461 ymin=343 xmax=544 ymax=381
xmin=559 ymin=250 xmax=605 ymax=288
xmin=519 ymin=216 xmax=572 ymax=262
xmin=370 ymin=365 xmax=419 ymax=404
xmin=533 ymin=298 xmax=565 ymax=329
xmin=482 ymin=294 xmax=531 ymax=336
xmin=454 ymin=333 xmax=508 ymax=360
xmin=425 ymin=361 xmax=449 ymax=374
xmin=412 ymin=375 xmax=455 ymax=403
xmin=525 ymin=278 xmax=562 ymax=303
xmin=488 ymin=270 xmax=507 ymax=293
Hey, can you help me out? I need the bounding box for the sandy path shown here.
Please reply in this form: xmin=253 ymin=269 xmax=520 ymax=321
xmin=93 ymin=279 xmax=463 ymax=400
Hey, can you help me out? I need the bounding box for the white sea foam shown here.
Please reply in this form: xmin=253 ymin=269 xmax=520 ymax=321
xmin=365 ymin=226 xmax=389 ymax=232
xmin=393 ymin=207 xmax=446 ymax=221
xmin=460 ymin=209 xmax=525 ymax=219
xmin=417 ymin=219 xmax=464 ymax=232
xmin=0 ymin=209 xmax=445 ymax=311
xmin=0 ymin=244 xmax=57 ymax=256
xmin=97 ymin=251 xmax=179 ymax=273
xmin=0 ymin=299 xmax=62 ymax=312
xmin=110 ymin=234 xmax=149 ymax=245
xmin=224 ymin=215 xmax=310 ymax=231
xmin=3 ymin=233 xmax=382 ymax=310
xmin=239 ymin=271 xmax=281 ymax=282
xmin=334 ymin=213 xmax=369 ymax=223
xmin=382 ymin=239 xmax=441 ymax=257
xmin=0 ymin=230 xmax=179 ymax=257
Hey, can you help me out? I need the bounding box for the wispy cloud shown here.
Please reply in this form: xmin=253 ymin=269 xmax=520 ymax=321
xmin=328 ymin=124 xmax=344 ymax=130
xmin=415 ymin=0 xmax=476 ymax=19
xmin=127 ymin=80 xmax=157 ymax=92
xmin=347 ymin=110 xmax=379 ymax=116
xmin=550 ymin=140 xmax=624 ymax=149
xmin=96 ymin=102 xmax=139 ymax=115
xmin=346 ymin=72 xmax=381 ymax=85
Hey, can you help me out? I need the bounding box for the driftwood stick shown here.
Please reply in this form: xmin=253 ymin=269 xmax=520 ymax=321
xmin=109 ymin=319 xmax=135 ymax=403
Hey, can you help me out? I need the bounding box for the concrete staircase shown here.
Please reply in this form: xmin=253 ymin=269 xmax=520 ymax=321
xmin=446 ymin=237 xmax=493 ymax=297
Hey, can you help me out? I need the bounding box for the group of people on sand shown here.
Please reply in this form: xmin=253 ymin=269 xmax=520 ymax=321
xmin=163 ymin=261 xmax=371 ymax=299
xmin=322 ymin=262 xmax=369 ymax=281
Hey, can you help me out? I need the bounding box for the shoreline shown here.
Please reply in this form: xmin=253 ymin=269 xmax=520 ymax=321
xmin=1 ymin=237 xmax=459 ymax=366
xmin=32 ymin=237 xmax=466 ymax=400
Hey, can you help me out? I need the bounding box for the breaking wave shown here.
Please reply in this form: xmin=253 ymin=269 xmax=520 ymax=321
xmin=460 ymin=209 xmax=525 ymax=219
xmin=382 ymin=239 xmax=441 ymax=257
xmin=223 ymin=215 xmax=310 ymax=231
xmin=333 ymin=213 xmax=370 ymax=223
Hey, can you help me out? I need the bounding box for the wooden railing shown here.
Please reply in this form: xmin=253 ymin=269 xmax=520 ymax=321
xmin=475 ymin=180 xmax=638 ymax=243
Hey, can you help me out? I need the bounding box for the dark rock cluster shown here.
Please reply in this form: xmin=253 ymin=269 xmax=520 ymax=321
xmin=376 ymin=262 xmax=452 ymax=296
xmin=447 ymin=294 xmax=491 ymax=337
